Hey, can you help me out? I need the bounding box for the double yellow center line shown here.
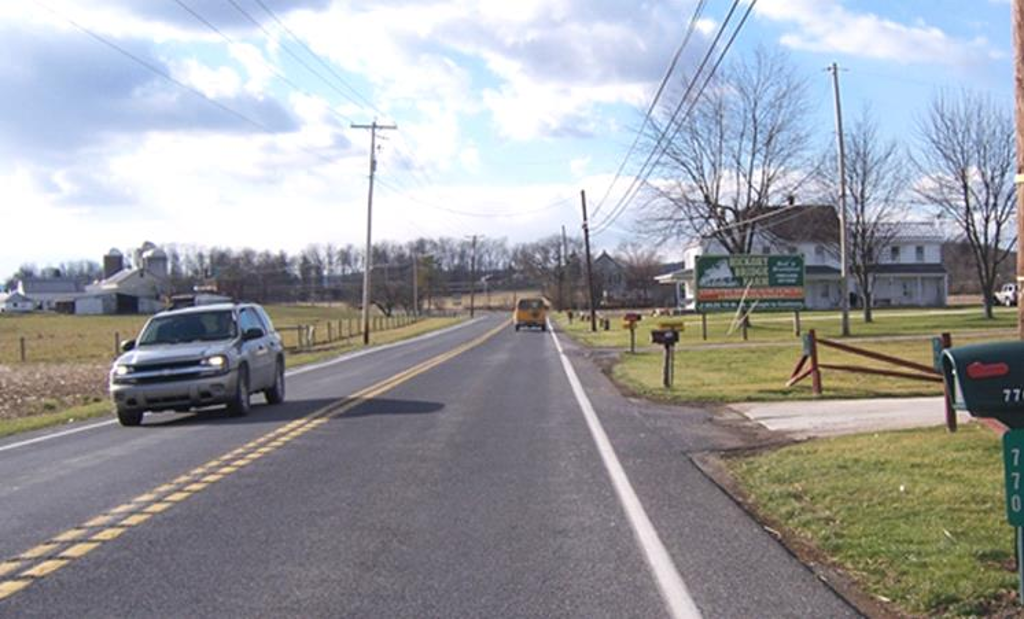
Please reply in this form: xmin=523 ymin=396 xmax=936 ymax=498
xmin=0 ymin=320 xmax=508 ymax=603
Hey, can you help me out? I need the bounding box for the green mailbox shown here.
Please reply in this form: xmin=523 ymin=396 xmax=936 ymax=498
xmin=941 ymin=342 xmax=1024 ymax=428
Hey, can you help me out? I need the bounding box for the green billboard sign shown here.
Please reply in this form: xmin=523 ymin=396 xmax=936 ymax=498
xmin=695 ymin=255 xmax=805 ymax=312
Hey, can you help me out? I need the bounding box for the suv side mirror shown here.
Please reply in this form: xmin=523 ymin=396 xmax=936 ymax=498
xmin=120 ymin=339 xmax=136 ymax=352
xmin=243 ymin=327 xmax=265 ymax=342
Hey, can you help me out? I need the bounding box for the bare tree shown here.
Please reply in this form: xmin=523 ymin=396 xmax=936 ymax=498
xmin=643 ymin=47 xmax=815 ymax=252
xmin=818 ymin=108 xmax=909 ymax=322
xmin=914 ymin=90 xmax=1016 ymax=318
xmin=617 ymin=242 xmax=662 ymax=305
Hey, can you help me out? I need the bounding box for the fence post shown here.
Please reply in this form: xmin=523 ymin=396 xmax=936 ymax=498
xmin=793 ymin=310 xmax=801 ymax=337
xmin=701 ymin=313 xmax=708 ymax=341
xmin=742 ymin=317 xmax=749 ymax=342
xmin=941 ymin=332 xmax=957 ymax=433
xmin=20 ymin=336 xmax=26 ymax=362
xmin=327 ymin=322 xmax=333 ymax=342
xmin=114 ymin=332 xmax=121 ymax=356
xmin=809 ymin=329 xmax=822 ymax=396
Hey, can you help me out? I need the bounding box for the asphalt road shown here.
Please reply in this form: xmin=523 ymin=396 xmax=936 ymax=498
xmin=0 ymin=314 xmax=859 ymax=618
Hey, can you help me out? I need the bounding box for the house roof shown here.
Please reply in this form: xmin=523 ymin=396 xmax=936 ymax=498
xmin=19 ymin=278 xmax=83 ymax=294
xmin=760 ymin=205 xmax=839 ymax=245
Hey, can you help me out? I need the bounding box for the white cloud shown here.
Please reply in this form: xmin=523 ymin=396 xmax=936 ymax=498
xmin=173 ymin=58 xmax=242 ymax=99
xmin=755 ymin=0 xmax=998 ymax=66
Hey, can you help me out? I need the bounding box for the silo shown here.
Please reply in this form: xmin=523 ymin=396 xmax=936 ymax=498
xmin=103 ymin=249 xmax=124 ymax=279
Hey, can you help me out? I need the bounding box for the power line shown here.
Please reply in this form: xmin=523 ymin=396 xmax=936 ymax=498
xmin=170 ymin=0 xmax=356 ymax=126
xmin=591 ymin=0 xmax=709 ymax=219
xmin=32 ymin=0 xmax=346 ymax=168
xmin=592 ymin=0 xmax=758 ymax=237
xmin=593 ymin=0 xmax=755 ymax=235
xmin=251 ymin=0 xmax=388 ymax=119
xmin=225 ymin=0 xmax=376 ymax=118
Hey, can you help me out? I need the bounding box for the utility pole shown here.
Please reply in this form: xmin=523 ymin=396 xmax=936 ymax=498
xmin=828 ymin=62 xmax=852 ymax=337
xmin=412 ymin=251 xmax=419 ymax=317
xmin=559 ymin=225 xmax=567 ymax=311
xmin=468 ymin=235 xmax=478 ymax=318
xmin=1015 ymin=0 xmax=1024 ymax=338
xmin=351 ymin=120 xmax=397 ymax=345
xmin=580 ymin=190 xmax=597 ymax=332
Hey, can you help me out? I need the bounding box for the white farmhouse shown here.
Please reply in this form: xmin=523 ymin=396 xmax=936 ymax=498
xmin=0 ymin=291 xmax=35 ymax=313
xmin=657 ymin=206 xmax=948 ymax=311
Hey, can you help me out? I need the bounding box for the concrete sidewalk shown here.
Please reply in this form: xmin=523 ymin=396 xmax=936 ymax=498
xmin=730 ymin=396 xmax=972 ymax=440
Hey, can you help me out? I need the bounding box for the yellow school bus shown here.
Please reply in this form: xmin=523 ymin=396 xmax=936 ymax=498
xmin=513 ymin=297 xmax=549 ymax=331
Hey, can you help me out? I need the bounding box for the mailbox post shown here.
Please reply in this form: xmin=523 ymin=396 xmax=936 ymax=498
xmin=622 ymin=313 xmax=642 ymax=354
xmin=651 ymin=324 xmax=682 ymax=389
xmin=941 ymin=341 xmax=1024 ymax=604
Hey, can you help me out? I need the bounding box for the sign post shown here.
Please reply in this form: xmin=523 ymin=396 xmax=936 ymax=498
xmin=623 ymin=313 xmax=642 ymax=354
xmin=1005 ymin=430 xmax=1024 ymax=603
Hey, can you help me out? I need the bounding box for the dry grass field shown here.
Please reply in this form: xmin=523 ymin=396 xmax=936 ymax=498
xmin=0 ymin=305 xmax=453 ymax=426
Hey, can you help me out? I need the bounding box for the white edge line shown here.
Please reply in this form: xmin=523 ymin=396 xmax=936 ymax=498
xmin=0 ymin=315 xmax=485 ymax=455
xmin=0 ymin=419 xmax=118 ymax=454
xmin=549 ymin=323 xmax=702 ymax=619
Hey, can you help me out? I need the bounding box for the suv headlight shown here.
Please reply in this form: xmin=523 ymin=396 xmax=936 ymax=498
xmin=202 ymin=355 xmax=228 ymax=369
xmin=113 ymin=364 xmax=132 ymax=377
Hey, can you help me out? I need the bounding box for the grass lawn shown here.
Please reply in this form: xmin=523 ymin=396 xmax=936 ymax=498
xmin=0 ymin=400 xmax=112 ymax=440
xmin=725 ymin=424 xmax=1015 ymax=616
xmin=556 ymin=306 xmax=1017 ymax=403
xmin=558 ymin=306 xmax=1016 ymax=350
xmin=608 ymin=333 xmax=1016 ymax=403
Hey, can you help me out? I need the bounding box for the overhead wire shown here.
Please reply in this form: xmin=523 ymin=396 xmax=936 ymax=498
xmin=32 ymin=0 xmax=343 ymax=168
xmin=251 ymin=0 xmax=388 ymax=119
xmin=592 ymin=0 xmax=759 ymax=237
xmin=591 ymin=0 xmax=709 ymax=219
xmin=170 ymin=0 xmax=357 ymax=126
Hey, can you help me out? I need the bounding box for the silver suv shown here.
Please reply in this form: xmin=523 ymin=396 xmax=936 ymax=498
xmin=109 ymin=303 xmax=285 ymax=426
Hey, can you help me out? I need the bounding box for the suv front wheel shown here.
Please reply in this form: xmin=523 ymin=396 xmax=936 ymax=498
xmin=117 ymin=407 xmax=143 ymax=427
xmin=227 ymin=365 xmax=251 ymax=416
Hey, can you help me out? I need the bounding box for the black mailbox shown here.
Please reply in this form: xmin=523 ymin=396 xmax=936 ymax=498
xmin=651 ymin=329 xmax=679 ymax=346
xmin=941 ymin=341 xmax=1024 ymax=428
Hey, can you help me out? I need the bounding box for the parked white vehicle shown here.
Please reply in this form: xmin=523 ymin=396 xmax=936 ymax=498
xmin=995 ymin=283 xmax=1018 ymax=307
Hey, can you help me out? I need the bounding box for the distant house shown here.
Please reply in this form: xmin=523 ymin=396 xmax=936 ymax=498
xmin=656 ymin=206 xmax=948 ymax=311
xmin=16 ymin=278 xmax=87 ymax=311
xmin=78 ymin=245 xmax=171 ymax=315
xmin=592 ymin=251 xmax=627 ymax=302
xmin=0 ymin=292 xmax=35 ymax=313
xmin=13 ymin=243 xmax=173 ymax=315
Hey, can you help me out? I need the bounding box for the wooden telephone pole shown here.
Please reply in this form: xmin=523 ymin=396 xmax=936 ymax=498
xmin=828 ymin=62 xmax=852 ymax=337
xmin=352 ymin=120 xmax=397 ymax=345
xmin=580 ymin=190 xmax=597 ymax=332
xmin=1015 ymin=0 xmax=1024 ymax=338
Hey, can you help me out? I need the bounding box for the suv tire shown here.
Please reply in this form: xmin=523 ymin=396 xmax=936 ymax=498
xmin=264 ymin=360 xmax=285 ymax=405
xmin=117 ymin=407 xmax=143 ymax=427
xmin=227 ymin=365 xmax=251 ymax=417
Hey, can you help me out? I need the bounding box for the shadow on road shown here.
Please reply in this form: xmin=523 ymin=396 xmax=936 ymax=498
xmin=137 ymin=396 xmax=445 ymax=428
xmin=335 ymin=397 xmax=445 ymax=419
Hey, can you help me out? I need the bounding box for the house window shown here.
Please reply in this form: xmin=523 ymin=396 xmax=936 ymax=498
xmin=814 ymin=245 xmax=825 ymax=259
xmin=821 ymin=284 xmax=830 ymax=299
xmin=890 ymin=246 xmax=900 ymax=263
xmin=916 ymin=246 xmax=925 ymax=262
xmin=761 ymin=246 xmax=771 ymax=255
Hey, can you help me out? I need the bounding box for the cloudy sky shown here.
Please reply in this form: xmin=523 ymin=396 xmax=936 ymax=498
xmin=0 ymin=0 xmax=1014 ymax=277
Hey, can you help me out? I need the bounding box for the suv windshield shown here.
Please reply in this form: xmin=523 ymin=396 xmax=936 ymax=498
xmin=138 ymin=311 xmax=237 ymax=346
